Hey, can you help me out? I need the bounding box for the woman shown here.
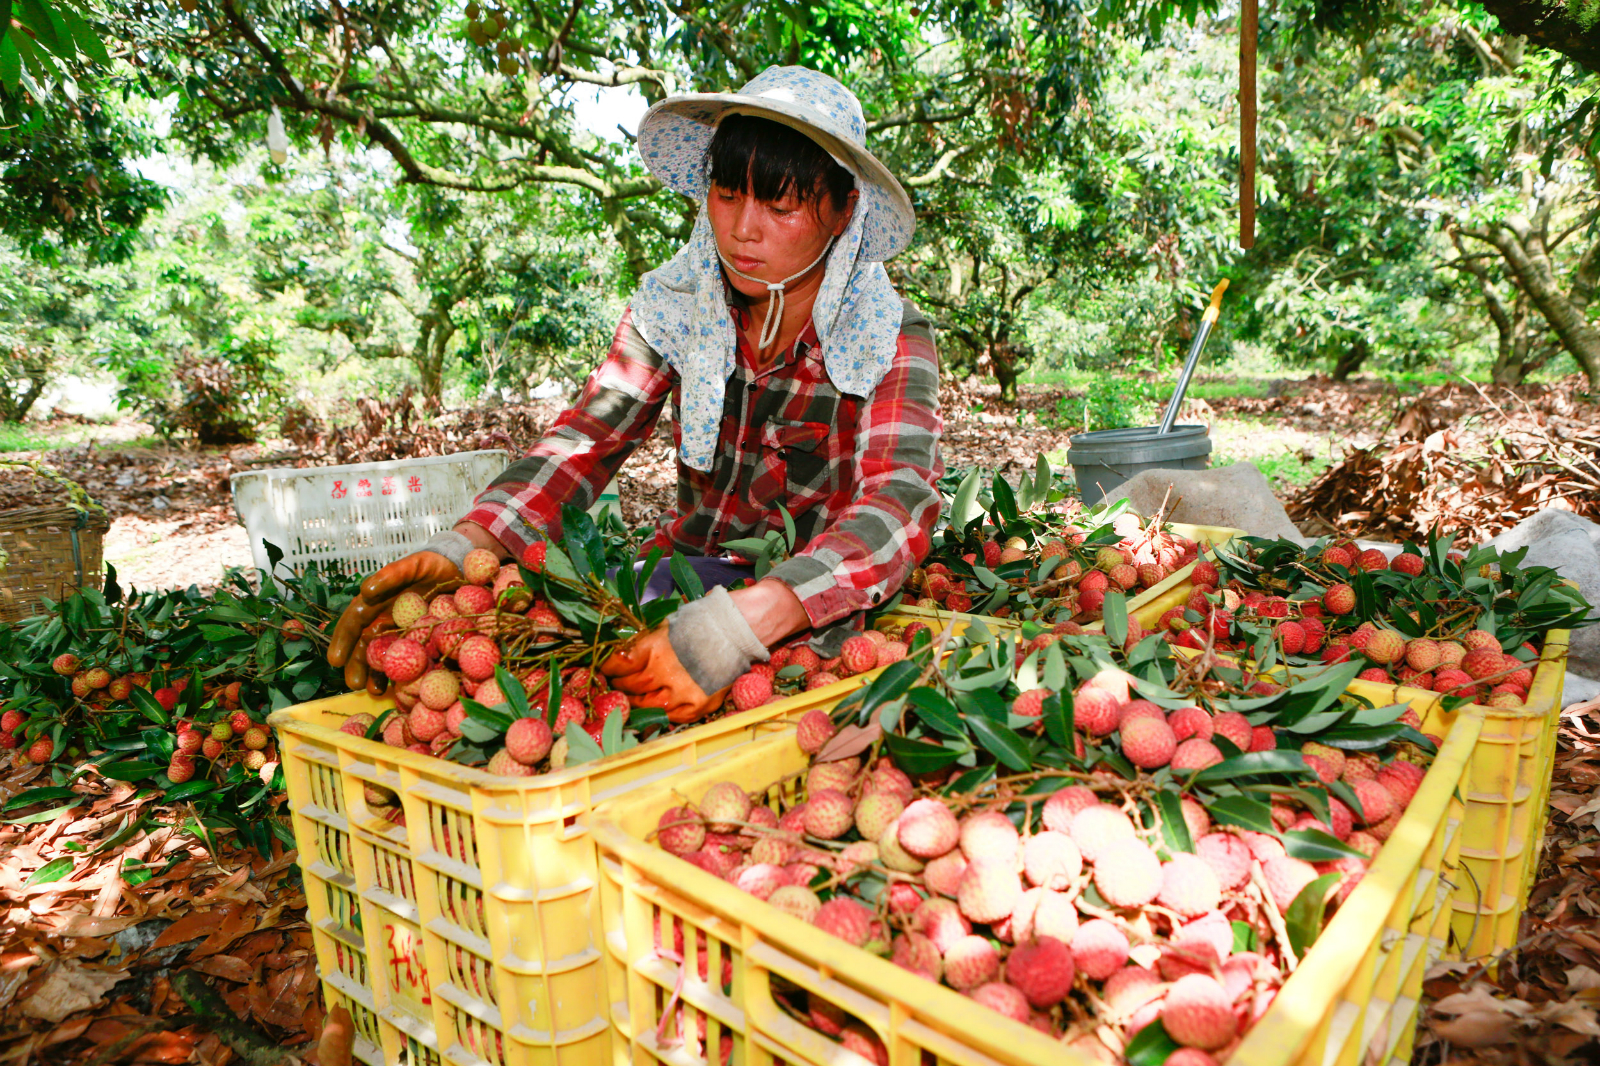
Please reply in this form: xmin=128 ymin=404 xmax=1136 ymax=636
xmin=327 ymin=66 xmax=943 ymax=723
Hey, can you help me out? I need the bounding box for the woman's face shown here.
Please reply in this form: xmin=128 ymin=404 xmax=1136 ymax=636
xmin=707 ymin=180 xmax=857 ymax=297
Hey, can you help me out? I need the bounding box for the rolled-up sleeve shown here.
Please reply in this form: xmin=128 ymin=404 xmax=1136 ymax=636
xmin=462 ymin=309 xmax=672 ymax=555
xmin=768 ymin=311 xmax=943 ymax=626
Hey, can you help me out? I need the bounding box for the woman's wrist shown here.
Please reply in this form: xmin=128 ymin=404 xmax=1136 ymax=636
xmin=728 ymin=577 xmax=811 ymax=648
xmin=452 ymin=520 xmax=515 ymax=562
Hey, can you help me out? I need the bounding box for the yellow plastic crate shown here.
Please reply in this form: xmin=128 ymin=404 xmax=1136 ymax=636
xmin=593 ymin=686 xmax=1477 ymax=1066
xmin=1344 ymin=626 xmax=1569 ymax=960
xmin=274 ymin=665 xmax=893 ymax=1066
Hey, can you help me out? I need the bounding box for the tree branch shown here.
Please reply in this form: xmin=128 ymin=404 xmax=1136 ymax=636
xmin=902 ymin=144 xmax=985 ymax=188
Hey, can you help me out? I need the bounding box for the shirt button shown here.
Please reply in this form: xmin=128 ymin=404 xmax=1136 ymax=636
xmin=747 ymin=381 xmax=757 ymax=391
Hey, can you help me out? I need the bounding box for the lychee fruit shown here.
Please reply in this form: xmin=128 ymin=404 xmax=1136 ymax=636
xmin=1041 ymin=785 xmax=1098 ymax=832
xmin=1006 ymin=936 xmax=1075 ymax=1007
xmin=1323 ymin=584 xmax=1355 ymax=614
xmin=1072 ymin=919 xmax=1131 ymax=979
xmin=1011 ymin=688 xmax=1048 ymax=717
xmin=943 ymin=934 xmax=1000 ymax=990
xmin=52 ymin=653 xmax=79 ymax=675
xmin=892 ymin=932 xmax=943 ymax=982
xmin=804 ymin=789 xmax=854 ymax=839
xmin=846 ymin=791 xmax=899 ymax=844
xmin=1121 ymin=716 xmax=1177 ymax=769
xmin=166 ymin=754 xmax=196 ymax=783
xmin=456 ymin=635 xmax=501 ymax=682
xmin=1161 ymin=974 xmax=1237 ymax=1050
xmin=1074 ymin=688 xmax=1122 ymax=736
xmin=796 ymin=710 xmax=835 ymax=754
xmin=1365 ymin=630 xmax=1406 ymax=665
xmin=383 ymin=639 xmax=428 ymax=684
xmin=838 ymin=635 xmax=880 ymax=676
xmin=923 ymin=850 xmax=968 ymax=897
xmin=1351 ymin=780 xmax=1396 ymax=825
xmin=1094 ymin=839 xmax=1162 ymax=907
xmin=813 ymin=897 xmax=875 ymax=947
xmin=959 ymin=810 xmax=1020 ymax=862
xmin=914 ymin=897 xmax=971 ymax=953
xmin=730 ymin=671 xmax=774 ymax=711
xmin=1169 ymin=706 xmax=1214 ymax=742
xmin=1173 ymin=738 xmax=1224 ymax=772
xmin=969 ymin=982 xmax=1030 ymax=1023
xmin=769 ymin=885 xmax=822 ymax=922
xmin=1158 ymin=853 xmax=1222 ymax=917
xmin=242 ymin=726 xmax=270 ymax=751
xmin=1195 ymin=832 xmax=1252 ymax=889
xmin=700 ymin=781 xmax=752 ymax=831
xmin=1023 ymin=831 xmax=1081 ymax=890
xmin=958 ymin=860 xmax=1023 ymax=923
xmin=1262 ymin=856 xmax=1320 ymax=912
xmin=505 ymin=716 xmax=553 ymax=766
xmin=896 ymin=798 xmax=959 ymax=858
xmin=1070 ymin=804 xmax=1135 ymax=861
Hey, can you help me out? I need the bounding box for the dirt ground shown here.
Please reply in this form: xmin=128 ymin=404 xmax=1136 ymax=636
xmin=0 ymin=374 xmax=1503 ymax=590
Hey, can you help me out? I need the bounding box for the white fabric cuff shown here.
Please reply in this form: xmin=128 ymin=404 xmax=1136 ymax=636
xmin=421 ymin=530 xmax=473 ymax=574
xmin=667 ymin=586 xmax=770 ymax=694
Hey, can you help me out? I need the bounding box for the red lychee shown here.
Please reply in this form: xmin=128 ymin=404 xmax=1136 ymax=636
xmin=1022 ymin=831 xmax=1081 ymax=890
xmin=1162 ymin=974 xmax=1237 ymax=1050
xmin=813 ymin=897 xmax=875 ymax=947
xmin=1071 ymin=919 xmax=1130 ymax=979
xmin=838 ymin=635 xmax=880 ymax=676
xmin=1069 ymin=804 xmax=1135 ymax=861
xmin=1158 ymin=853 xmax=1222 ymax=917
xmin=958 ymin=860 xmax=1023 ymax=924
xmin=1323 ymin=583 xmax=1356 ymax=615
xmin=1120 ymin=716 xmax=1177 ymax=769
xmin=1262 ymin=856 xmax=1320 ymax=912
xmin=943 ymin=934 xmax=1000 ymax=990
xmin=1006 ymin=936 xmax=1075 ymax=1008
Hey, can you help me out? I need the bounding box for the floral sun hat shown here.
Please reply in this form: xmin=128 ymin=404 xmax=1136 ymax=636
xmin=630 ymin=66 xmax=917 ymax=472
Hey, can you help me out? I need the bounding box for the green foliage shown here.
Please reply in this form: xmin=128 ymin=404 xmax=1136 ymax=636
xmin=0 ymin=559 xmax=362 ymax=857
xmin=117 ymin=334 xmax=290 ymax=445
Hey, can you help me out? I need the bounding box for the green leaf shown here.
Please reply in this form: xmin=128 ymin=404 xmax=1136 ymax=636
xmin=26 ymin=857 xmax=74 ymax=886
xmin=1123 ymin=1019 xmax=1180 ymax=1066
xmin=1232 ymin=920 xmax=1258 ymax=953
xmin=460 ymin=698 xmax=513 ymax=732
xmin=1041 ymin=689 xmax=1074 ymax=748
xmin=601 ymin=709 xmax=626 ymax=755
xmin=4 ymin=785 xmax=77 ymax=811
xmin=563 ymin=721 xmax=605 ymax=765
xmin=1043 ymin=641 xmax=1068 ymax=692
xmin=1285 ymin=873 xmax=1342 ymax=957
xmin=905 ymin=688 xmax=965 ymax=737
xmin=966 ymin=715 xmax=1032 ymax=771
xmin=990 ymin=474 xmax=1019 ymax=524
xmin=1205 ymin=795 xmax=1276 ymax=832
xmin=856 ymin=660 xmax=921 ymax=722
xmin=495 ymin=665 xmax=532 ymax=719
xmin=545 ymin=664 xmax=564 ymax=725
xmin=1282 ymin=829 xmax=1369 ymax=862
xmin=949 ymin=468 xmax=983 ymax=529
xmin=162 ymin=781 xmax=216 ymax=802
xmin=670 ymin=553 xmax=704 ymax=601
xmin=129 ymin=686 xmax=169 ymax=725
xmin=59 ymin=3 xmax=110 ymax=65
xmin=0 ymin=36 xmax=20 ymax=94
xmin=1104 ymin=590 xmax=1129 ymax=646
xmin=883 ymin=733 xmax=963 ymax=774
xmin=1193 ymin=750 xmax=1310 ymax=783
xmin=1154 ymin=791 xmax=1194 ymax=853
xmin=98 ymin=760 xmax=165 ymax=782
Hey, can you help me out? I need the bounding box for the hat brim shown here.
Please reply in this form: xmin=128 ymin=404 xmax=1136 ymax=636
xmin=636 ymin=93 xmax=915 ymax=263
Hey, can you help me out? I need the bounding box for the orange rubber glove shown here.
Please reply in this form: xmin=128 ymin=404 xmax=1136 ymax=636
xmin=328 ymin=549 xmax=463 ymax=694
xmin=600 ymin=624 xmax=728 ymax=724
xmin=601 ymin=586 xmax=771 ymax=723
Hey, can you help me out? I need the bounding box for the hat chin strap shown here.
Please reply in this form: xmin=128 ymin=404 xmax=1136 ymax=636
xmin=718 ymin=237 xmax=835 ymax=351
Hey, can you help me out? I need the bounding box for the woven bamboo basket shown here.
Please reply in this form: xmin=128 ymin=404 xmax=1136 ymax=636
xmin=0 ymin=504 xmax=111 ymax=623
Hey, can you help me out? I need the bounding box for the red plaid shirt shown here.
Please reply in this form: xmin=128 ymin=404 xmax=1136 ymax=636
xmin=462 ymin=296 xmax=944 ymax=628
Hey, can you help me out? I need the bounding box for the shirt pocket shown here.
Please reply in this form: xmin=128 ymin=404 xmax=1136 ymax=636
xmin=752 ymin=419 xmax=833 ymax=516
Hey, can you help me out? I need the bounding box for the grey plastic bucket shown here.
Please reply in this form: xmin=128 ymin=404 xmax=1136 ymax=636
xmin=1067 ymin=424 xmax=1212 ymax=504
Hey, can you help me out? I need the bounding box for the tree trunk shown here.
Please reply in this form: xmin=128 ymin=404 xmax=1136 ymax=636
xmin=991 ymin=342 xmax=1019 ymax=402
xmin=1331 ymin=337 xmax=1369 ymax=380
xmin=1465 ymin=212 xmax=1600 ymax=386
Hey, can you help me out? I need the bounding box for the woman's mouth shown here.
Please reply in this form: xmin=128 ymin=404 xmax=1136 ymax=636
xmin=731 ymin=255 xmax=764 ymax=272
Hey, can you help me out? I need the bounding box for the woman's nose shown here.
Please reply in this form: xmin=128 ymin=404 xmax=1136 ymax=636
xmin=730 ymin=198 xmax=762 ymax=242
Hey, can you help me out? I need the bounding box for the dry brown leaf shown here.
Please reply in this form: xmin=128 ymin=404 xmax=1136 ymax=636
xmin=18 ymin=959 xmax=127 ymax=1022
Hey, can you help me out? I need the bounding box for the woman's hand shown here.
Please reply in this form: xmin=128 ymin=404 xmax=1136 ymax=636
xmin=600 ymin=579 xmax=805 ymax=722
xmin=326 ymin=523 xmax=507 ymax=693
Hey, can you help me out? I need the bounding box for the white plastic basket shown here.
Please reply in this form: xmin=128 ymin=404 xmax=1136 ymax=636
xmin=230 ymin=451 xmax=512 ymax=577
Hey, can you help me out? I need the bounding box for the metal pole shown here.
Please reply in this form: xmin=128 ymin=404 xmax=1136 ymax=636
xmin=1159 ymin=280 xmax=1229 ymax=435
